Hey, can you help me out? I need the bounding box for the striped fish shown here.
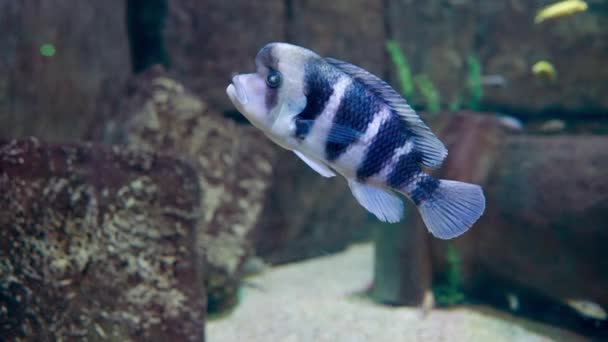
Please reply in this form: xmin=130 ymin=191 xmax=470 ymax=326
xmin=227 ymin=43 xmax=485 ymax=239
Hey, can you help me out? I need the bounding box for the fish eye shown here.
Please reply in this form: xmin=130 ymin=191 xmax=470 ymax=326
xmin=266 ymin=70 xmax=282 ymax=89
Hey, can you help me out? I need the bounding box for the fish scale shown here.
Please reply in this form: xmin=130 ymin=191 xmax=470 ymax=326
xmin=325 ymin=77 xmax=380 ymax=161
xmin=357 ymin=115 xmax=409 ymax=181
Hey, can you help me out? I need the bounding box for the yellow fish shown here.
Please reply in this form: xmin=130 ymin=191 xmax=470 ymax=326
xmin=566 ymin=299 xmax=607 ymax=320
xmin=532 ymin=60 xmax=557 ymax=81
xmin=535 ymin=0 xmax=588 ymax=24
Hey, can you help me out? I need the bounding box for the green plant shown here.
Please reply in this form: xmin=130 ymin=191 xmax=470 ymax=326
xmin=448 ymin=94 xmax=462 ymax=112
xmin=386 ymin=40 xmax=414 ymax=99
xmin=433 ymin=243 xmax=464 ymax=306
xmin=467 ymin=55 xmax=483 ymax=110
xmin=414 ymin=74 xmax=441 ymax=114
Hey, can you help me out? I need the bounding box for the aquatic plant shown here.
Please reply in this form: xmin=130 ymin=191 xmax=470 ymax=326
xmin=433 ymin=243 xmax=465 ymax=306
xmin=386 ymin=40 xmax=414 ymax=99
xmin=414 ymin=74 xmax=441 ymax=114
xmin=467 ymin=55 xmax=483 ymax=111
xmin=448 ymin=94 xmax=462 ymax=112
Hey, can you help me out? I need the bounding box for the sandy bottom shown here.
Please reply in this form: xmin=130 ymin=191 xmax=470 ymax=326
xmin=207 ymin=244 xmax=584 ymax=342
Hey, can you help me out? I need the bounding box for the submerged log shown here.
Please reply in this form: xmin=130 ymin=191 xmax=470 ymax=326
xmin=463 ymin=134 xmax=608 ymax=305
xmin=0 ymin=138 xmax=205 ymax=341
xmin=432 ymin=130 xmax=608 ymax=338
xmin=378 ymin=111 xmax=608 ymax=337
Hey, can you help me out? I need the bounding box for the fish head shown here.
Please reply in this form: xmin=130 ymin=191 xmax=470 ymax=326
xmin=227 ymin=43 xmax=315 ymax=146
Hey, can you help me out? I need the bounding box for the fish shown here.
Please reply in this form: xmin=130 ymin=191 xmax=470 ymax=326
xmin=532 ymin=60 xmax=557 ymax=82
xmin=506 ymin=293 xmax=520 ymax=311
xmin=565 ymin=299 xmax=607 ymax=320
xmin=534 ymin=0 xmax=588 ymax=24
xmin=481 ymin=74 xmax=508 ymax=88
xmin=496 ymin=115 xmax=524 ymax=132
xmin=538 ymin=119 xmax=566 ymax=133
xmin=226 ymin=43 xmax=485 ymax=239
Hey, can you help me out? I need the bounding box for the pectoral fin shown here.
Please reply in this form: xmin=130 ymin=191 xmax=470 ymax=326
xmin=347 ymin=179 xmax=404 ymax=223
xmin=294 ymin=150 xmax=336 ymax=178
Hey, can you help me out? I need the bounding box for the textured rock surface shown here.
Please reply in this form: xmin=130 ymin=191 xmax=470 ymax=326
xmin=388 ymin=0 xmax=608 ymax=116
xmin=289 ymin=0 xmax=386 ymax=78
xmin=208 ymin=244 xmax=585 ymax=342
xmin=93 ymin=67 xmax=276 ymax=312
xmin=0 ymin=0 xmax=130 ymax=141
xmin=164 ymin=0 xmax=285 ymax=113
xmin=0 ymin=138 xmax=205 ymax=341
xmin=253 ymin=149 xmax=372 ymax=264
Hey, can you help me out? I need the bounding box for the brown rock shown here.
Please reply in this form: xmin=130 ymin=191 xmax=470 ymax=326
xmin=94 ymin=68 xmax=276 ymax=313
xmin=253 ymin=149 xmax=372 ymax=264
xmin=289 ymin=0 xmax=386 ymax=77
xmin=387 ymin=0 xmax=608 ymax=117
xmin=164 ymin=0 xmax=286 ymax=113
xmin=480 ymin=0 xmax=608 ymax=115
xmin=0 ymin=138 xmax=205 ymax=341
xmin=387 ymin=0 xmax=478 ymax=109
xmin=0 ymin=1 xmax=130 ymax=141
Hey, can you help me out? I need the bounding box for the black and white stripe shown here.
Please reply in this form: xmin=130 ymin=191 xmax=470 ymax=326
xmin=325 ymin=80 xmax=383 ymax=162
xmin=298 ymin=74 xmax=352 ymax=157
xmin=295 ymin=61 xmax=342 ymax=140
xmin=333 ymin=106 xmax=391 ymax=174
xmin=256 ymin=44 xmax=281 ymax=111
xmin=385 ymin=149 xmax=440 ymax=204
xmin=356 ymin=115 xmax=409 ymax=181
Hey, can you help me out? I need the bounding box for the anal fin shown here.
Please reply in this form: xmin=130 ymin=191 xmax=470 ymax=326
xmin=347 ymin=179 xmax=404 ymax=223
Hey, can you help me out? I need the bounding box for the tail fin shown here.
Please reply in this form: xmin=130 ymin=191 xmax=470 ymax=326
xmin=417 ymin=179 xmax=485 ymax=239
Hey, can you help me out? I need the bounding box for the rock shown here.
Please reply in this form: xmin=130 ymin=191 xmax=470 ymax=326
xmin=252 ymin=148 xmax=372 ymax=264
xmin=164 ymin=0 xmax=285 ymax=113
xmin=0 ymin=138 xmax=205 ymax=341
xmin=0 ymin=1 xmax=130 ymax=141
xmin=387 ymin=0 xmax=608 ymax=117
xmin=163 ymin=0 xmax=386 ymax=114
xmin=288 ymin=0 xmax=386 ymax=78
xmin=92 ymin=67 xmax=276 ymax=313
xmin=387 ymin=0 xmax=478 ymax=110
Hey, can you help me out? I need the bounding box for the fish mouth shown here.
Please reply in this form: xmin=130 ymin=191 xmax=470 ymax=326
xmin=226 ymin=76 xmax=249 ymax=106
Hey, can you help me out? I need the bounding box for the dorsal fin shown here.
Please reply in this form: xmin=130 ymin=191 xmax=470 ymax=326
xmin=325 ymin=57 xmax=447 ymax=168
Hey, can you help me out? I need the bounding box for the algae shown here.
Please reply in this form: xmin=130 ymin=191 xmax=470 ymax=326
xmin=414 ymin=74 xmax=441 ymax=114
xmin=467 ymin=55 xmax=483 ymax=111
xmin=386 ymin=40 xmax=414 ymax=99
xmin=433 ymin=243 xmax=465 ymax=306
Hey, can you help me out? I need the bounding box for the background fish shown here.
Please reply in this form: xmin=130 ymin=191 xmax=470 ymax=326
xmin=226 ymin=42 xmax=485 ymax=239
xmin=535 ymin=0 xmax=588 ymax=24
